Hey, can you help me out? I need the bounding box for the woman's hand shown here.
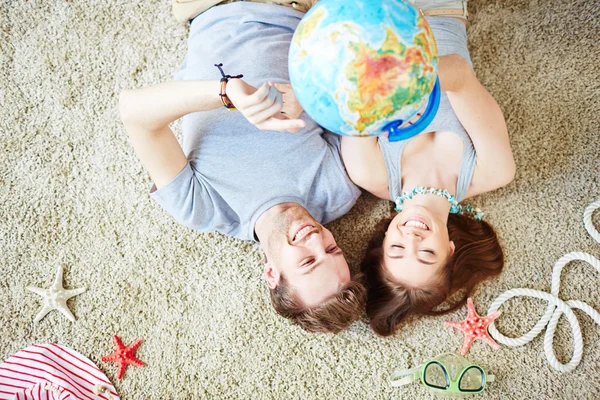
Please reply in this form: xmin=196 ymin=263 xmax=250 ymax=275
xmin=274 ymin=83 xmax=304 ymax=120
xmin=226 ymin=79 xmax=306 ymax=133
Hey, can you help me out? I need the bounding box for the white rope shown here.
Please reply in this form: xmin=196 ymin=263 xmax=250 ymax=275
xmin=584 ymin=200 xmax=600 ymax=243
xmin=487 ymin=200 xmax=600 ymax=373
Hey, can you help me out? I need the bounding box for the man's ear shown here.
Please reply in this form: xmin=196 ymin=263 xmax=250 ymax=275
xmin=263 ymin=263 xmax=280 ymax=289
xmin=449 ymin=240 xmax=456 ymax=256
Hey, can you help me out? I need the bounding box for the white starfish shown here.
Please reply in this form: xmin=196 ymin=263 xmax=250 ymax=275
xmin=27 ymin=266 xmax=86 ymax=323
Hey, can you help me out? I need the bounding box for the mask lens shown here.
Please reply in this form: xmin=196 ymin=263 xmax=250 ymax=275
xmin=459 ymin=366 xmax=484 ymax=392
xmin=423 ymin=362 xmax=448 ymax=389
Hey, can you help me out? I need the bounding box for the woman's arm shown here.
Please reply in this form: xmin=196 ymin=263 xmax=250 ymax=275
xmin=340 ymin=136 xmax=390 ymax=199
xmin=438 ymin=55 xmax=516 ymax=196
xmin=120 ymin=79 xmax=305 ymax=189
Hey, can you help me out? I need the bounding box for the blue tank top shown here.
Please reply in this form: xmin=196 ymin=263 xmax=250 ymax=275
xmin=378 ymin=17 xmax=476 ymax=202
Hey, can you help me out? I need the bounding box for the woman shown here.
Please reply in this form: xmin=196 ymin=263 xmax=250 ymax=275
xmin=340 ymin=1 xmax=516 ymax=336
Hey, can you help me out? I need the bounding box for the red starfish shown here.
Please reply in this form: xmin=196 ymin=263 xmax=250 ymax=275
xmin=101 ymin=335 xmax=145 ymax=379
xmin=445 ymin=298 xmax=502 ymax=355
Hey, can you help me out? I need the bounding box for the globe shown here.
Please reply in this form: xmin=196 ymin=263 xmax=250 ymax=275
xmin=288 ymin=0 xmax=439 ymax=138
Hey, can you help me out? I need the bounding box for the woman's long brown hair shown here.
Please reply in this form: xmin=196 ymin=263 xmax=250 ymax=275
xmin=362 ymin=213 xmax=504 ymax=337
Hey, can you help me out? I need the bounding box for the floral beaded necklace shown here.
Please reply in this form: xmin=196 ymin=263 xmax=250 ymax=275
xmin=394 ymin=186 xmax=484 ymax=221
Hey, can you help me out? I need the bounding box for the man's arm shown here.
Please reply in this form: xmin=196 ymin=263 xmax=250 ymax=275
xmin=119 ymin=81 xmax=222 ymax=189
xmin=438 ymin=55 xmax=516 ymax=196
xmin=120 ymin=79 xmax=306 ymax=189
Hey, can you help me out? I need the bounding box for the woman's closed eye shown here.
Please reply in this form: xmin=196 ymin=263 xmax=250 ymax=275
xmin=420 ymin=249 xmax=435 ymax=255
xmin=389 ymin=245 xmax=405 ymax=257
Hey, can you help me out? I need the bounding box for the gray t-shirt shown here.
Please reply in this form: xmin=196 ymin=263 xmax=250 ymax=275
xmin=378 ymin=17 xmax=477 ymax=202
xmin=151 ymin=2 xmax=361 ymax=241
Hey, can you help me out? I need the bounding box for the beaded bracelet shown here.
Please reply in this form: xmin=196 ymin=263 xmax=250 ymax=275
xmin=214 ymin=63 xmax=243 ymax=110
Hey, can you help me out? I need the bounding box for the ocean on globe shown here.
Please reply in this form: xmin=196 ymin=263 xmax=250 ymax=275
xmin=288 ymin=0 xmax=438 ymax=137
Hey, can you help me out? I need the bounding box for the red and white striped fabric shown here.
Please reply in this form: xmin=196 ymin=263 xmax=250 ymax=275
xmin=0 ymin=344 xmax=119 ymax=400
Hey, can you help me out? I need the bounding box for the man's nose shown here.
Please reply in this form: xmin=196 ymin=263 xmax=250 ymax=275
xmin=304 ymin=231 xmax=327 ymax=252
xmin=305 ymin=230 xmax=323 ymax=245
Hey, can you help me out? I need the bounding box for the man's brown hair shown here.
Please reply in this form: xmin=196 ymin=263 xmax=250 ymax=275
xmin=269 ymin=274 xmax=367 ymax=333
xmin=362 ymin=214 xmax=504 ymax=337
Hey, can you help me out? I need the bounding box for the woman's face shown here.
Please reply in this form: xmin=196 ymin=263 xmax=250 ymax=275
xmin=382 ymin=206 xmax=455 ymax=287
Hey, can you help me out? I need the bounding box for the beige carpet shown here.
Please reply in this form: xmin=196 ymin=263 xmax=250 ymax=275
xmin=1 ymin=0 xmax=599 ymax=398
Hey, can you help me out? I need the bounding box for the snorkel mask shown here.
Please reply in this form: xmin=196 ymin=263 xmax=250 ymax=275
xmin=390 ymin=353 xmax=495 ymax=397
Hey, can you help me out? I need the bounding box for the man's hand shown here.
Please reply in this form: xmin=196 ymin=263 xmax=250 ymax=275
xmin=226 ymin=79 xmax=306 ymax=133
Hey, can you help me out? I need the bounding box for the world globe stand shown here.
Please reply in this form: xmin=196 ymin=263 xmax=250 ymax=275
xmin=383 ymin=78 xmax=441 ymax=142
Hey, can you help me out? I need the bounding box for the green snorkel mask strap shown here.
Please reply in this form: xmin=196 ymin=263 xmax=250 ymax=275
xmin=390 ymin=365 xmax=422 ymax=387
xmin=390 ymin=353 xmax=495 ymax=397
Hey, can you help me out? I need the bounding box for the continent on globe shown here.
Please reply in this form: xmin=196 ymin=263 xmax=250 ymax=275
xmin=289 ymin=0 xmax=439 ymax=137
xmin=346 ymin=24 xmax=436 ymax=132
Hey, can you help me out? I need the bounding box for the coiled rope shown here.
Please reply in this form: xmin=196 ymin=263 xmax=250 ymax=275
xmin=487 ymin=200 xmax=600 ymax=373
xmin=584 ymin=199 xmax=600 ymax=243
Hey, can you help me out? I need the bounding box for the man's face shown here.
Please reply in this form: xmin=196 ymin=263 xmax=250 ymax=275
xmin=262 ymin=205 xmax=351 ymax=308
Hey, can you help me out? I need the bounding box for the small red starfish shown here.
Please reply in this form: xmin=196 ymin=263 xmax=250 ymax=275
xmin=101 ymin=335 xmax=145 ymax=379
xmin=445 ymin=298 xmax=502 ymax=355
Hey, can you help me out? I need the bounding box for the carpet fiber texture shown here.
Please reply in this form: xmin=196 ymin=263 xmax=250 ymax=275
xmin=1 ymin=0 xmax=599 ymax=398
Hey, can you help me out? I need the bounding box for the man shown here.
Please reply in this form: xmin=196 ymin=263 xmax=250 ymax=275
xmin=120 ymin=1 xmax=365 ymax=333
